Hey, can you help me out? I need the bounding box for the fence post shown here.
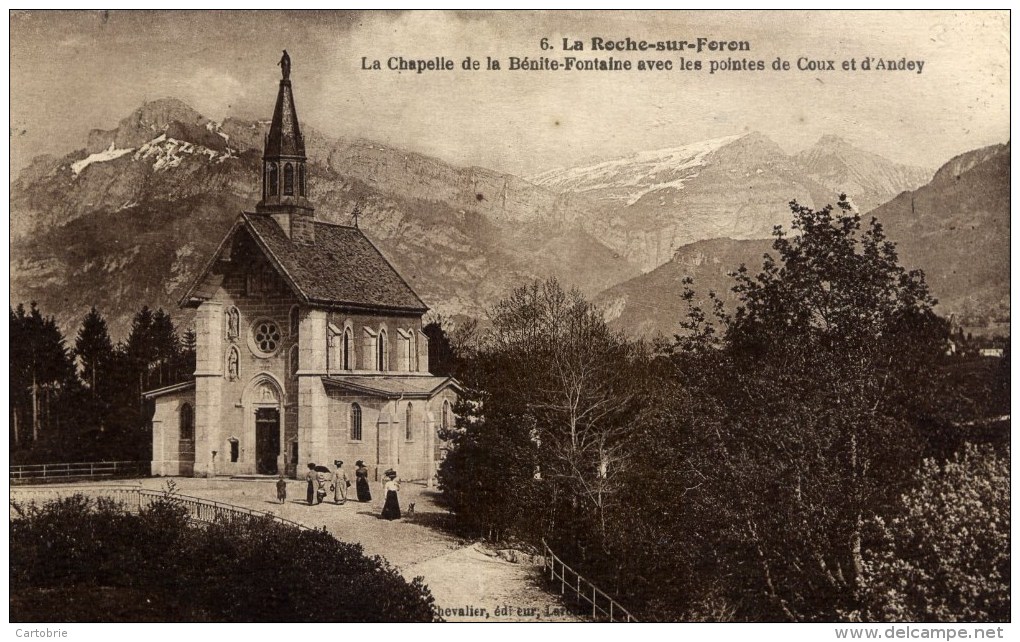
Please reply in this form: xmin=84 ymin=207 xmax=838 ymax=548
xmin=610 ymin=601 xmax=614 ymax=622
xmin=592 ymin=586 xmax=597 ymax=619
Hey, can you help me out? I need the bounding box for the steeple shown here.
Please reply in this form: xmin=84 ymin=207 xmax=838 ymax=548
xmin=257 ymin=50 xmax=315 ymax=243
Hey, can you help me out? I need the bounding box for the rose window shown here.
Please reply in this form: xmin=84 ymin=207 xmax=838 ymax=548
xmin=249 ymin=319 xmax=282 ymax=357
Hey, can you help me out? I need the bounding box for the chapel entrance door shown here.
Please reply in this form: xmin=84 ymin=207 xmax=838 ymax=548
xmin=255 ymin=408 xmax=280 ymax=475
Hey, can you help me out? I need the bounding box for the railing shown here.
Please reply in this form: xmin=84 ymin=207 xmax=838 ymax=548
xmin=9 ymin=487 xmax=311 ymax=532
xmin=541 ymin=540 xmax=638 ymax=622
xmin=10 ymin=461 xmax=149 ymax=484
xmin=136 ymin=490 xmax=312 ymax=531
xmin=9 ymin=485 xmax=146 ymax=511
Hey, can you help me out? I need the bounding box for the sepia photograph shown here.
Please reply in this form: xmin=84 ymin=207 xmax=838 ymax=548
xmin=7 ymin=9 xmax=1010 ymax=632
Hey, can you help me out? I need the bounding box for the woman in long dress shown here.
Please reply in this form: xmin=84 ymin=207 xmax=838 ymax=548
xmin=381 ymin=469 xmax=401 ymax=520
xmin=333 ymin=460 xmax=348 ymax=505
xmin=315 ymin=466 xmax=331 ymax=505
xmin=355 ymin=460 xmax=372 ymax=502
xmin=305 ymin=463 xmax=316 ymax=505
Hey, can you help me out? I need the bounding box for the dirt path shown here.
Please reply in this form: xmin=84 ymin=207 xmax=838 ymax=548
xmin=12 ymin=478 xmax=580 ymax=622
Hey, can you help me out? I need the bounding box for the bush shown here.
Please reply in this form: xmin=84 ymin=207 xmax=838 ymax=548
xmin=854 ymin=444 xmax=1010 ymax=622
xmin=10 ymin=495 xmax=441 ymax=622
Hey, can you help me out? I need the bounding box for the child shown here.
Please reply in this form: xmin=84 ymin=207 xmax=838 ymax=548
xmin=276 ymin=474 xmax=287 ymax=504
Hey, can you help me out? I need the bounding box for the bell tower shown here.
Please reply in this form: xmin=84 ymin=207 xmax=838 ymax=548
xmin=256 ymin=50 xmax=315 ymax=243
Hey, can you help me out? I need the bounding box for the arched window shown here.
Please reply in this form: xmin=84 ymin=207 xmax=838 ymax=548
xmin=442 ymin=400 xmax=451 ymax=431
xmin=343 ymin=328 xmax=352 ymax=370
xmin=180 ymin=403 xmax=194 ymax=441
xmin=299 ymin=163 xmax=306 ymax=196
xmin=283 ymin=163 xmax=294 ymax=195
xmin=350 ymin=403 xmax=362 ymax=441
xmin=377 ymin=329 xmax=388 ymax=371
xmin=289 ymin=305 xmax=300 ymax=337
xmin=405 ymin=403 xmax=414 ymax=441
xmin=289 ymin=345 xmax=299 ymax=377
xmin=268 ymin=163 xmax=279 ymax=197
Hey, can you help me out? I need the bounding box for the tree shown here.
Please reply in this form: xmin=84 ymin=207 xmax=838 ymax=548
xmin=437 ymin=384 xmax=548 ymax=542
xmin=75 ymin=307 xmax=114 ymax=398
xmin=177 ymin=328 xmax=197 ymax=379
xmin=124 ymin=305 xmax=156 ymax=398
xmin=10 ymin=303 xmax=77 ymax=448
xmin=490 ymin=280 xmax=642 ymax=546
xmin=671 ymin=196 xmax=948 ymax=620
xmin=422 ymin=313 xmax=478 ymax=378
xmin=854 ymin=444 xmax=1009 ymax=622
xmin=439 ymin=279 xmax=644 ymax=567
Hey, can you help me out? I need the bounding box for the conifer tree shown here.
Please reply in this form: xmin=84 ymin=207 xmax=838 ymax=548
xmin=75 ymin=306 xmax=114 ymax=397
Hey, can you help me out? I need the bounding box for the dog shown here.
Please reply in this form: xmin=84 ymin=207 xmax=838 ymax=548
xmin=406 ymin=502 xmax=415 ymax=519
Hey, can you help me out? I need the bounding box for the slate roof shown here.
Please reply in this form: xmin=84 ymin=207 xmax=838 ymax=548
xmin=321 ymin=375 xmax=461 ymax=400
xmin=181 ymin=213 xmax=428 ymax=314
xmin=265 ymin=80 xmax=305 ymax=159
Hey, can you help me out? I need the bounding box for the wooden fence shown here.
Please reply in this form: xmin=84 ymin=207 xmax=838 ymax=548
xmin=9 ymin=486 xmax=310 ymax=532
xmin=10 ymin=461 xmax=149 ymax=484
xmin=541 ymin=540 xmax=638 ymax=622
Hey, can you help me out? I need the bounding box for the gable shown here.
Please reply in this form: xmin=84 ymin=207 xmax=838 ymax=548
xmin=181 ymin=213 xmax=428 ymax=314
xmin=181 ymin=222 xmax=299 ymax=305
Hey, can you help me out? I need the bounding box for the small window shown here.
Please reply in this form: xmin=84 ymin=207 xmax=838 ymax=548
xmin=229 ymin=438 xmax=239 ymax=463
xmin=289 ymin=345 xmax=299 ymax=377
xmin=289 ymin=305 xmax=300 ymax=337
xmin=268 ymin=163 xmax=279 ymax=197
xmin=343 ymin=328 xmax=352 ymax=370
xmin=180 ymin=403 xmax=194 ymax=441
xmin=442 ymin=400 xmax=451 ymax=431
xmin=405 ymin=403 xmax=414 ymax=441
xmin=299 ymin=164 xmax=306 ymax=196
xmin=350 ymin=403 xmax=362 ymax=441
xmin=284 ymin=163 xmax=294 ymax=195
xmin=247 ymin=267 xmax=280 ymax=297
xmin=290 ymin=440 xmax=298 ymax=466
xmin=377 ymin=329 xmax=388 ymax=371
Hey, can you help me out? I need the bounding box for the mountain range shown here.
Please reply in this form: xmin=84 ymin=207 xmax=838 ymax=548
xmin=597 ymin=142 xmax=1010 ymax=338
xmin=10 ymin=97 xmax=1005 ymax=342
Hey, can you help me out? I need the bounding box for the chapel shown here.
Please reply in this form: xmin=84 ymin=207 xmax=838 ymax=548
xmin=145 ymin=53 xmax=459 ymax=482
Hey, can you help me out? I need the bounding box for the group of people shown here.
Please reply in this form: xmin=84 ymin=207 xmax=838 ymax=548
xmin=275 ymin=460 xmax=402 ymax=519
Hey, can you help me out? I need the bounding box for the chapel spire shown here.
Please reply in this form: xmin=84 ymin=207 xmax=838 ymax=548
xmin=257 ymin=51 xmax=315 ymax=242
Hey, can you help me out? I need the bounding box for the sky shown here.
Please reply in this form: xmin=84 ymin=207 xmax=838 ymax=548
xmin=8 ymin=10 xmax=1011 ymax=178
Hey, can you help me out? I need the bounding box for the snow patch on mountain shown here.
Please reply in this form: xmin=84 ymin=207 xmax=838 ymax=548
xmin=531 ymin=134 xmax=745 ymax=204
xmin=134 ymin=134 xmax=236 ymax=171
xmin=71 ymin=142 xmax=136 ymax=177
xmin=206 ymin=120 xmax=230 ymax=142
